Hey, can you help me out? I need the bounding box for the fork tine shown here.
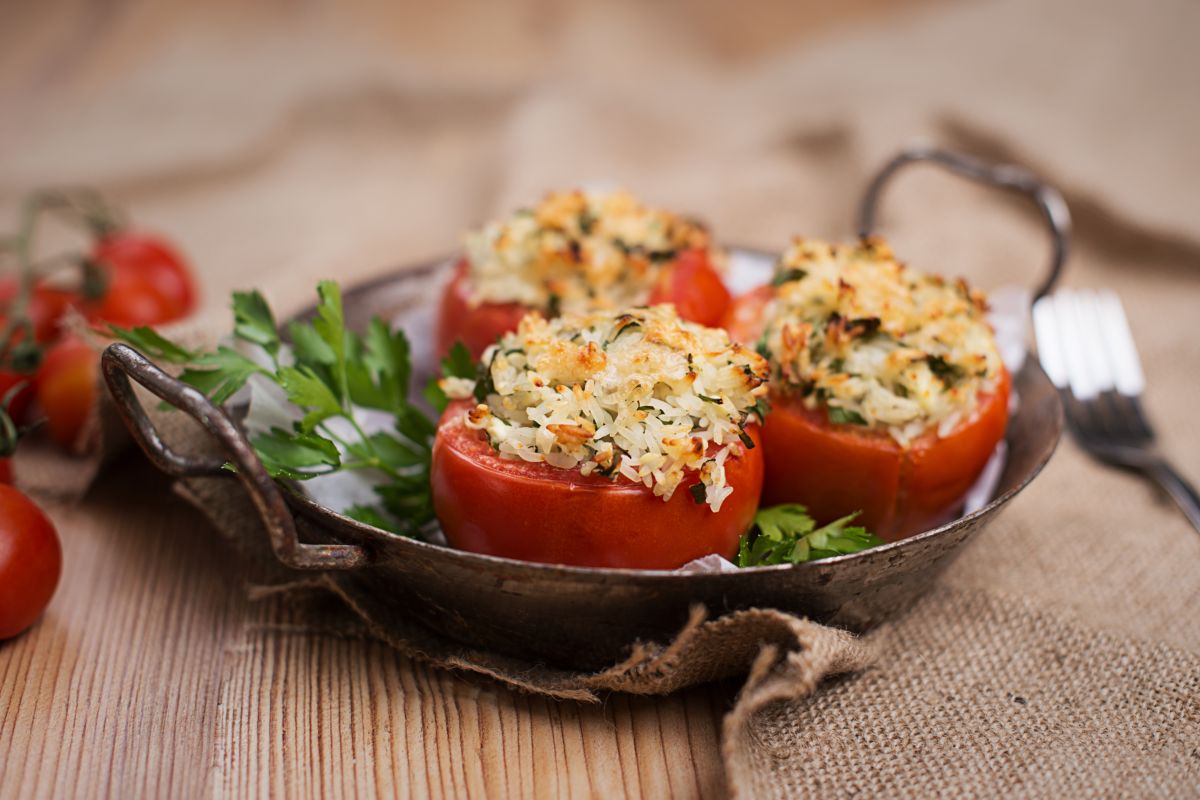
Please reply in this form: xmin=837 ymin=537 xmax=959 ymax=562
xmin=1087 ymin=289 xmax=1154 ymax=440
xmin=1094 ymin=290 xmax=1146 ymax=397
xmin=1032 ymin=294 xmax=1068 ymax=389
xmin=1055 ymin=290 xmax=1101 ymax=401
xmin=1074 ymin=290 xmax=1116 ymax=395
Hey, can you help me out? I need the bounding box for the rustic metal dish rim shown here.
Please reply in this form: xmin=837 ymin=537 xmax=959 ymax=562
xmin=282 ymin=237 xmax=1064 ymax=578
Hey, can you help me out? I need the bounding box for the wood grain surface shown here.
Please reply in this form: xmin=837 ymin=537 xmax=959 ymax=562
xmin=0 ymin=455 xmax=735 ymax=798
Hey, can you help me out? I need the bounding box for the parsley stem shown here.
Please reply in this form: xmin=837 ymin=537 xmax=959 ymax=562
xmin=318 ymin=417 xmax=404 ymax=481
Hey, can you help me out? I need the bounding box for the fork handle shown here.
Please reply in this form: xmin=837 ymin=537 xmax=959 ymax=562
xmin=1145 ymin=459 xmax=1200 ymax=535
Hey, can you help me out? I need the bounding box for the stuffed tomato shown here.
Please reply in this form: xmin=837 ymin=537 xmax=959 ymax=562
xmin=436 ymin=190 xmax=732 ymax=359
xmin=723 ymin=237 xmax=1010 ymax=541
xmin=431 ymin=306 xmax=768 ymax=569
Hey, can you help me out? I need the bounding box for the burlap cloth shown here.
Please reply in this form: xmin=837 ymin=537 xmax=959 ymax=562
xmin=4 ymin=0 xmax=1200 ymax=796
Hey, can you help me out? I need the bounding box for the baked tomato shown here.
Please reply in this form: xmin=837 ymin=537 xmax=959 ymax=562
xmin=0 ymin=484 xmax=62 ymax=639
xmin=435 ymin=259 xmax=529 ymax=360
xmin=645 ymin=247 xmax=732 ymax=327
xmin=761 ymin=367 xmax=1010 ymax=541
xmin=88 ymin=233 xmax=197 ymax=326
xmin=34 ymin=336 xmax=98 ymax=452
xmin=436 ymin=248 xmax=732 ymax=359
xmin=431 ymin=401 xmax=763 ymax=569
xmin=720 ymin=284 xmax=773 ymax=346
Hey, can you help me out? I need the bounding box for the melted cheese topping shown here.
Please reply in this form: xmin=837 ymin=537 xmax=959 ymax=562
xmin=442 ymin=306 xmax=768 ymax=511
xmin=462 ymin=190 xmax=715 ymax=313
xmin=758 ymin=237 xmax=1002 ymax=447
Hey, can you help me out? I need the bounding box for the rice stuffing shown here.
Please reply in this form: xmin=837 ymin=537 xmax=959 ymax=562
xmin=757 ymin=237 xmax=1004 ymax=447
xmin=462 ymin=189 xmax=717 ymax=314
xmin=441 ymin=306 xmax=769 ymax=511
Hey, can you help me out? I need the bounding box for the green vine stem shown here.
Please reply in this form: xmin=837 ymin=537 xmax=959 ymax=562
xmin=0 ymin=189 xmax=126 ymax=365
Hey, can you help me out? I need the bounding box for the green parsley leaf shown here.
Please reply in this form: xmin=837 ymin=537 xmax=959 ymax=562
xmin=611 ymin=320 xmax=641 ymax=340
xmin=343 ymin=504 xmax=394 ymax=530
xmin=689 ymin=482 xmax=708 ymax=504
xmin=251 ymin=427 xmax=341 ymax=480
xmin=288 ymin=320 xmax=337 ymax=368
xmin=827 ymin=406 xmax=868 ymax=426
xmin=180 ymin=346 xmax=267 ymax=405
xmin=751 ymin=396 xmax=772 ymax=423
xmin=346 ymin=318 xmax=411 ymax=411
xmin=925 ymin=354 xmax=964 ymax=384
xmin=107 ymin=280 xmax=440 ymax=541
xmin=395 ymin=404 xmax=437 ymax=446
xmin=735 ymin=504 xmax=884 ymax=566
xmin=278 ymin=365 xmax=343 ymax=431
xmin=312 ymin=281 xmax=349 ymax=407
xmin=771 ymin=268 xmax=807 ymax=287
xmin=232 ymin=290 xmax=280 ymax=355
xmin=474 ymin=349 xmax=497 ymax=403
xmin=344 ymin=430 xmax=427 ymax=469
xmin=441 ymin=341 xmax=475 ymax=380
xmin=423 ymin=340 xmax=476 ymax=414
xmin=423 ymin=379 xmax=450 ymax=414
xmin=109 ymin=325 xmax=196 ymax=363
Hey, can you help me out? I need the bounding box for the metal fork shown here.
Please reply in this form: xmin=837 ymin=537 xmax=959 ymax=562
xmin=1033 ymin=288 xmax=1200 ymax=533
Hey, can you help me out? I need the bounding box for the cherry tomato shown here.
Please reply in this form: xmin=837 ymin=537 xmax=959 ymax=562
xmin=761 ymin=367 xmax=1011 ymax=541
xmin=0 ymin=459 xmax=12 ymax=484
xmin=0 ymin=281 xmax=84 ymax=423
xmin=431 ymin=401 xmax=764 ymax=569
xmin=646 ymin=247 xmax=732 ymax=328
xmin=34 ymin=336 xmax=98 ymax=452
xmin=0 ymin=484 xmax=62 ymax=639
xmin=436 ymin=248 xmax=734 ymax=359
xmin=0 ymin=370 xmax=34 ymax=424
xmin=88 ymin=233 xmax=197 ymax=326
xmin=0 ymin=279 xmax=83 ymax=343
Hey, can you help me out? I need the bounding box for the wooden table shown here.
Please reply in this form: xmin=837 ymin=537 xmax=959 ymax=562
xmin=1 ymin=454 xmax=735 ymax=797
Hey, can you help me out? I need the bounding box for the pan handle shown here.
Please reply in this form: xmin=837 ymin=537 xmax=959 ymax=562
xmin=857 ymin=144 xmax=1071 ymax=299
xmin=101 ymin=342 xmax=369 ymax=571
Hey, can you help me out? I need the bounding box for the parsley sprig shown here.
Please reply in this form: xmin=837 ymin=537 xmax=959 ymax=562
xmin=735 ymin=504 xmax=884 ymax=566
xmin=113 ymin=281 xmax=437 ymax=537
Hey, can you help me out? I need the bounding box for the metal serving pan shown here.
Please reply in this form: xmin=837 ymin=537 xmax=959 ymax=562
xmin=101 ymin=147 xmax=1067 ymax=670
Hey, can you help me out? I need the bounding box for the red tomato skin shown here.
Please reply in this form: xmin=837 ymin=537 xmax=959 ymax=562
xmin=435 ymin=260 xmax=529 ymax=360
xmin=0 ymin=370 xmax=34 ymax=424
xmin=0 ymin=485 xmax=62 ymax=639
xmin=720 ymin=285 xmax=773 ymax=345
xmin=431 ymin=401 xmax=764 ymax=569
xmin=34 ymin=337 xmax=98 ymax=451
xmin=0 ymin=280 xmax=83 ymax=343
xmin=646 ymin=247 xmax=732 ymax=327
xmin=761 ymin=367 xmax=1011 ymax=541
xmin=0 ymin=459 xmax=12 ymax=484
xmin=0 ymin=281 xmax=84 ymax=423
xmin=436 ymin=249 xmax=734 ymax=360
xmin=89 ymin=234 xmax=197 ymax=326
